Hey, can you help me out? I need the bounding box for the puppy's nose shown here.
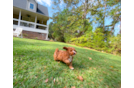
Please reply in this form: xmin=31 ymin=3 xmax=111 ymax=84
xmin=74 ymin=52 xmax=76 ymax=55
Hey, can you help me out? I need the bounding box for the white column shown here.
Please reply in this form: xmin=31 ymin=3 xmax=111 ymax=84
xmin=46 ymin=24 xmax=49 ymax=40
xmin=18 ymin=10 xmax=21 ymax=26
xmin=34 ymin=16 xmax=37 ymax=29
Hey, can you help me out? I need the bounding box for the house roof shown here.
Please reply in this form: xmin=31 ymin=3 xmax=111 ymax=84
xmin=13 ymin=0 xmax=49 ymax=17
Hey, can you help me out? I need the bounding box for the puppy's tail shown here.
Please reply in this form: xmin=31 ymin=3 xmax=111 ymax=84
xmin=54 ymin=48 xmax=59 ymax=61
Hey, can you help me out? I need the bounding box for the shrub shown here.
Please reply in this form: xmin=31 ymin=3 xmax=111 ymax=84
xmin=70 ymin=29 xmax=121 ymax=55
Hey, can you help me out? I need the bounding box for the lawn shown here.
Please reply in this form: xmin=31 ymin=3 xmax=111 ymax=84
xmin=13 ymin=37 xmax=121 ymax=88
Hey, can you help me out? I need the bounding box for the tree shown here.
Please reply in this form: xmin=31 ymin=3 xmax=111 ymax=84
xmin=49 ymin=9 xmax=74 ymax=42
xmin=50 ymin=0 xmax=121 ymax=55
xmin=106 ymin=0 xmax=121 ymax=34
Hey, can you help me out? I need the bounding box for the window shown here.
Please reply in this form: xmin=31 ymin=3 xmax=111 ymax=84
xmin=30 ymin=3 xmax=34 ymax=10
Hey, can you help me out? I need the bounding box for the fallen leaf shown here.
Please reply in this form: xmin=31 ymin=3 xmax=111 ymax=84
xmin=92 ymin=82 xmax=94 ymax=84
xmin=99 ymin=79 xmax=103 ymax=81
xmin=63 ymin=86 xmax=66 ymax=88
xmin=45 ymin=78 xmax=48 ymax=83
xmin=77 ymin=76 xmax=84 ymax=81
xmin=71 ymin=86 xmax=76 ymax=88
xmin=103 ymin=71 xmax=106 ymax=74
xmin=110 ymin=66 xmax=113 ymax=68
xmin=88 ymin=57 xmax=92 ymax=60
xmin=93 ymin=68 xmax=96 ymax=70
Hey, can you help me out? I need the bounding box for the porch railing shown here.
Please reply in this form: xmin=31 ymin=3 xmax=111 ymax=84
xmin=13 ymin=18 xmax=48 ymax=30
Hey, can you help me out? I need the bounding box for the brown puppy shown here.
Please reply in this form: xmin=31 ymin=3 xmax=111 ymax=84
xmin=53 ymin=47 xmax=77 ymax=70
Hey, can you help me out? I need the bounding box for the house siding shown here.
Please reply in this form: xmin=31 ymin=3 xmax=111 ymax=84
xmin=37 ymin=4 xmax=49 ymax=17
xmin=13 ymin=0 xmax=27 ymax=10
xmin=13 ymin=0 xmax=49 ymax=17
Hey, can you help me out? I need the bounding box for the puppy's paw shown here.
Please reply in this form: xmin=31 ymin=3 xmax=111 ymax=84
xmin=71 ymin=68 xmax=74 ymax=70
xmin=70 ymin=67 xmax=74 ymax=70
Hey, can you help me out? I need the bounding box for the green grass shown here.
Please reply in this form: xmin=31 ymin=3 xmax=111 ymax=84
xmin=13 ymin=37 xmax=121 ymax=88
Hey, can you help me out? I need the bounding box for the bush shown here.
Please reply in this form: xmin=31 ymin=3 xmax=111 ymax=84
xmin=70 ymin=29 xmax=121 ymax=55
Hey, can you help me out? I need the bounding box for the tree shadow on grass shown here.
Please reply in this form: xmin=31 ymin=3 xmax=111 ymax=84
xmin=56 ymin=61 xmax=86 ymax=70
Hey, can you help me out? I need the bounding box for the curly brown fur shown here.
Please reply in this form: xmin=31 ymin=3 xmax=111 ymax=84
xmin=53 ymin=47 xmax=77 ymax=70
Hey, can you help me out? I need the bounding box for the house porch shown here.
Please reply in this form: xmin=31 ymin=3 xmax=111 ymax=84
xmin=13 ymin=7 xmax=49 ymax=40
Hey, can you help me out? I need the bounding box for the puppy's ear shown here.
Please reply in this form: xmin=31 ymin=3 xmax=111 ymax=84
xmin=63 ymin=47 xmax=68 ymax=50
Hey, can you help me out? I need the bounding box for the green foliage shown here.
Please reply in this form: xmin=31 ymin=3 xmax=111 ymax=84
xmin=108 ymin=34 xmax=121 ymax=55
xmin=49 ymin=0 xmax=121 ymax=55
xmin=92 ymin=28 xmax=105 ymax=49
xmin=70 ymin=28 xmax=121 ymax=55
xmin=49 ymin=9 xmax=74 ymax=42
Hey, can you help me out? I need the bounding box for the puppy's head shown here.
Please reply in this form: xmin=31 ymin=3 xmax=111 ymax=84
xmin=63 ymin=47 xmax=77 ymax=56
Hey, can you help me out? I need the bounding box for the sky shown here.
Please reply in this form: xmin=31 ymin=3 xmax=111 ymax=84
xmin=36 ymin=0 xmax=120 ymax=36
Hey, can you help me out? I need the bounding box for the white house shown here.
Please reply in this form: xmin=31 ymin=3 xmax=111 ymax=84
xmin=13 ymin=0 xmax=49 ymax=40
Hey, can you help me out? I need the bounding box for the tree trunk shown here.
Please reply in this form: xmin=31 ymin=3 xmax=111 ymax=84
xmin=119 ymin=17 xmax=121 ymax=34
xmin=78 ymin=0 xmax=88 ymax=37
xmin=103 ymin=0 xmax=106 ymax=32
